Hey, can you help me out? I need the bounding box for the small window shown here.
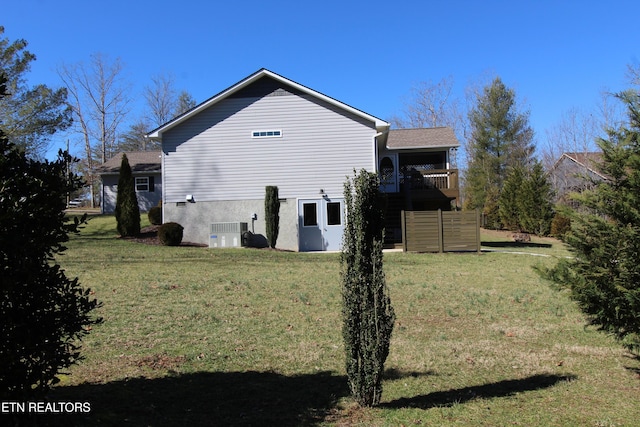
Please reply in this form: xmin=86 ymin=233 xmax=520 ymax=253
xmin=252 ymin=130 xmax=282 ymax=138
xmin=303 ymin=203 xmax=318 ymax=226
xmin=135 ymin=177 xmax=149 ymax=192
xmin=326 ymin=202 xmax=342 ymax=226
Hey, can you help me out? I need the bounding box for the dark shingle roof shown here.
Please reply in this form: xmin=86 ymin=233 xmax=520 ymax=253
xmin=95 ymin=151 xmax=162 ymax=174
xmin=386 ymin=127 xmax=459 ymax=149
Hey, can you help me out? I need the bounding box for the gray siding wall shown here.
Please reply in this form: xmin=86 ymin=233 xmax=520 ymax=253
xmin=551 ymin=158 xmax=604 ymax=203
xmin=101 ymin=172 xmax=162 ymax=214
xmin=164 ymin=199 xmax=298 ymax=251
xmin=162 ymin=93 xmax=377 ymax=204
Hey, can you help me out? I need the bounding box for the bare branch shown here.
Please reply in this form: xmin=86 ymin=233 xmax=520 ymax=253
xmin=144 ymin=72 xmax=178 ymax=127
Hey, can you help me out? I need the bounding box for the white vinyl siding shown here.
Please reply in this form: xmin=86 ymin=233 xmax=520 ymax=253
xmin=162 ymin=93 xmax=376 ymax=202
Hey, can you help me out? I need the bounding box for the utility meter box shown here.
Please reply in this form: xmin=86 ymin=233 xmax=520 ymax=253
xmin=209 ymin=222 xmax=249 ymax=248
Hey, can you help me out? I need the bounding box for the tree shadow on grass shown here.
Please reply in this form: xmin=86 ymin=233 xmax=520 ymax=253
xmin=481 ymin=241 xmax=552 ymax=249
xmin=381 ymin=373 xmax=576 ymax=410
xmin=12 ymin=372 xmax=576 ymax=426
xmin=40 ymin=370 xmax=349 ymax=426
xmin=383 ymin=367 xmax=437 ymax=380
xmin=623 ymin=352 xmax=640 ymax=376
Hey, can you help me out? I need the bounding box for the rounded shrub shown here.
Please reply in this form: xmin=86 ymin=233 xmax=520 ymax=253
xmin=158 ymin=222 xmax=184 ymax=246
xmin=148 ymin=206 xmax=162 ymax=225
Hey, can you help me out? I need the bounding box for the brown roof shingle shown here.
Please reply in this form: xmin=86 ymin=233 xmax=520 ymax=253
xmin=386 ymin=127 xmax=460 ymax=149
xmin=95 ymin=151 xmax=161 ymax=174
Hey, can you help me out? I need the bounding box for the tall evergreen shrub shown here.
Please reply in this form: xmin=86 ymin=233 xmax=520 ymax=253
xmin=341 ymin=170 xmax=395 ymax=407
xmin=498 ymin=161 xmax=554 ymax=235
xmin=518 ymin=161 xmax=554 ymax=235
xmin=0 ymin=74 xmax=101 ymax=399
xmin=265 ymin=186 xmax=280 ymax=249
xmin=498 ymin=165 xmax=525 ymax=230
xmin=115 ymin=153 xmax=140 ymax=237
xmin=550 ymin=212 xmax=571 ymax=239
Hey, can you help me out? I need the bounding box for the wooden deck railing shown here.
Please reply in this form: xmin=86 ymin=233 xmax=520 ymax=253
xmin=400 ymin=168 xmax=459 ymax=190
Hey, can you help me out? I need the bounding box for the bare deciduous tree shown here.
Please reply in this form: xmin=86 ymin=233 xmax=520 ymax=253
xmin=390 ymin=76 xmax=463 ymax=133
xmin=57 ymin=53 xmax=131 ymax=206
xmin=390 ymin=76 xmax=473 ymax=169
xmin=627 ymin=63 xmax=640 ymax=86
xmin=541 ymin=87 xmax=626 ymax=173
xmin=144 ymin=72 xmax=177 ymax=127
xmin=541 ymin=107 xmax=600 ymax=171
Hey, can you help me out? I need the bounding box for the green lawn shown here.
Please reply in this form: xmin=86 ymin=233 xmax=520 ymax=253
xmin=48 ymin=215 xmax=640 ymax=426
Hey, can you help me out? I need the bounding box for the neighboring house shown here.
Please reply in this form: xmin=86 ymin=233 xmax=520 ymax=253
xmin=550 ymin=152 xmax=608 ymax=205
xmin=147 ymin=69 xmax=459 ymax=251
xmin=96 ymin=151 xmax=162 ymax=214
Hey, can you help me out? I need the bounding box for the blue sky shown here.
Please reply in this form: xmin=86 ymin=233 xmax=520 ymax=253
xmin=4 ymin=0 xmax=639 ymax=159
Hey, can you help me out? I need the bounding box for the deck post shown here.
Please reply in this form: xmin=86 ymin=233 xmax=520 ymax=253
xmin=401 ymin=210 xmax=407 ymax=252
xmin=437 ymin=209 xmax=444 ymax=253
xmin=476 ymin=209 xmax=481 ymax=254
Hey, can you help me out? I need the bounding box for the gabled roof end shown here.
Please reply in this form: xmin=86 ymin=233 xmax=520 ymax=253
xmin=146 ymin=69 xmax=389 ymax=139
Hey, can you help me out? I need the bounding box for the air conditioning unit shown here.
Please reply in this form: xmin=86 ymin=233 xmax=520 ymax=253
xmin=209 ymin=222 xmax=249 ymax=248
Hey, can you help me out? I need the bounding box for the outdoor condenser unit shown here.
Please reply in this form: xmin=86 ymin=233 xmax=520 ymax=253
xmin=209 ymin=222 xmax=249 ymax=248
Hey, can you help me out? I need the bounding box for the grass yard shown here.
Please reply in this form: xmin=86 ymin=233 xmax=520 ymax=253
xmin=46 ymin=215 xmax=640 ymax=426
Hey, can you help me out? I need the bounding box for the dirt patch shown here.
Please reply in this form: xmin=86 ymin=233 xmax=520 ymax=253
xmin=135 ymin=353 xmax=187 ymax=370
xmin=481 ymin=228 xmax=558 ymax=245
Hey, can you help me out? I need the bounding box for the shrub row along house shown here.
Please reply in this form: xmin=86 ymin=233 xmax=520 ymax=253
xmin=100 ymin=69 xmax=460 ymax=251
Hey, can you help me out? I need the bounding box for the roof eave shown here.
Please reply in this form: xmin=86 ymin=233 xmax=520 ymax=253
xmin=551 ymin=153 xmax=609 ymax=181
xmin=386 ymin=143 xmax=460 ymax=150
xmin=96 ymin=170 xmax=161 ymax=175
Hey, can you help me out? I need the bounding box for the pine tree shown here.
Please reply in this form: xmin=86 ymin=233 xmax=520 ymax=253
xmin=341 ymin=170 xmax=395 ymax=407
xmin=265 ymin=186 xmax=280 ymax=249
xmin=0 ymin=27 xmax=72 ymax=158
xmin=498 ymin=161 xmax=554 ymax=235
xmin=114 ymin=154 xmax=140 ymax=237
xmin=540 ymin=90 xmax=640 ymax=351
xmin=518 ymin=161 xmax=554 ymax=235
xmin=465 ymin=77 xmax=535 ymax=228
xmin=498 ymin=165 xmax=525 ymax=231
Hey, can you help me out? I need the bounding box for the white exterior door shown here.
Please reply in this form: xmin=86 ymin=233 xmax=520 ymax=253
xmin=298 ymin=198 xmax=344 ymax=251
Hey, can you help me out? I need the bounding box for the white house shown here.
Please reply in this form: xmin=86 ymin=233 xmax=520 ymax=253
xmin=147 ymin=69 xmax=459 ymax=251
